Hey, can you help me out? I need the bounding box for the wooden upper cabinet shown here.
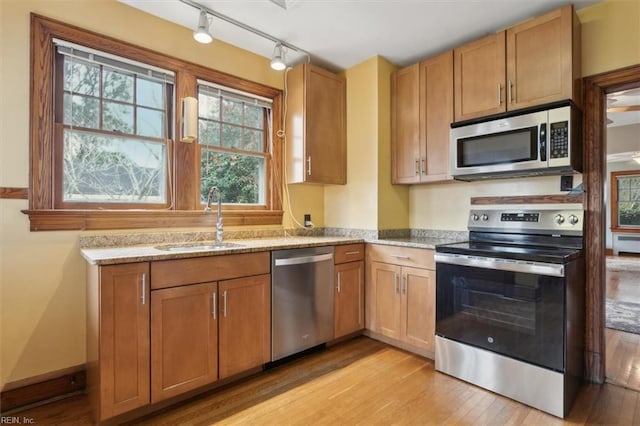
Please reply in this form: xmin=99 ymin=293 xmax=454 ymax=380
xmin=286 ymin=63 xmax=346 ymax=184
xmin=454 ymin=4 xmax=580 ymax=122
xmin=392 ymin=63 xmax=421 ymax=183
xmin=420 ymin=51 xmax=454 ymax=182
xmin=454 ymin=32 xmax=507 ymax=122
xmin=392 ymin=51 xmax=453 ymax=184
xmin=506 ymin=4 xmax=580 ymax=110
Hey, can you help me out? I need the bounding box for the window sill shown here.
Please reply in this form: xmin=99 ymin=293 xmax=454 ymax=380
xmin=22 ymin=209 xmax=283 ymax=231
xmin=610 ymin=227 xmax=640 ymax=234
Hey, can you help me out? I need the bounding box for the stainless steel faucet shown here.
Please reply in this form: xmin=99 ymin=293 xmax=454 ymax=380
xmin=204 ymin=186 xmax=223 ymax=244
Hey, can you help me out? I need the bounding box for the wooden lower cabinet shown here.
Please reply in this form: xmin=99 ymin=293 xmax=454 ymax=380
xmin=334 ymin=260 xmax=365 ymax=338
xmin=87 ymin=252 xmax=272 ymax=421
xmin=87 ymin=262 xmax=150 ymax=421
xmin=151 ymin=282 xmax=218 ymax=402
xmin=218 ymin=274 xmax=271 ymax=379
xmin=366 ymin=245 xmax=436 ymax=355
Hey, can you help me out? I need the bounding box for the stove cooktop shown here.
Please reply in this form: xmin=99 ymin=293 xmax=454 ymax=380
xmin=436 ymin=240 xmax=583 ymax=264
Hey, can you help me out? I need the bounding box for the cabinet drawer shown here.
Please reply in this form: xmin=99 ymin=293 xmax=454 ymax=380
xmin=335 ymin=243 xmax=365 ymax=264
xmin=366 ymin=244 xmax=434 ymax=270
xmin=151 ymin=252 xmax=270 ymax=289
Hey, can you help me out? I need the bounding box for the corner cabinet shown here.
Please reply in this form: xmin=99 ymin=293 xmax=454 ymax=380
xmin=365 ymin=244 xmax=436 ymax=356
xmin=285 ymin=63 xmax=346 ymax=184
xmin=86 ymin=262 xmax=150 ymax=421
xmin=454 ymin=4 xmax=580 ymax=122
xmin=392 ymin=51 xmax=453 ymax=184
xmin=334 ymin=244 xmax=365 ymax=338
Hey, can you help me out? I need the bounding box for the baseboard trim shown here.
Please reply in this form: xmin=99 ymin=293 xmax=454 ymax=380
xmin=606 ymin=248 xmax=613 ymax=256
xmin=0 ymin=365 xmax=86 ymax=413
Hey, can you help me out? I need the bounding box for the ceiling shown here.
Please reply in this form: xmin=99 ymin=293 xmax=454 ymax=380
xmin=120 ymin=0 xmax=601 ymax=71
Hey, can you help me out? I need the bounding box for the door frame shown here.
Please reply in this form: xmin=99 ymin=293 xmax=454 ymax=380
xmin=583 ymin=64 xmax=640 ymax=383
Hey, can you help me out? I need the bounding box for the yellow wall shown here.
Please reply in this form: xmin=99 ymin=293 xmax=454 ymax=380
xmin=578 ymin=0 xmax=640 ymax=77
xmin=0 ymin=0 xmax=302 ymax=387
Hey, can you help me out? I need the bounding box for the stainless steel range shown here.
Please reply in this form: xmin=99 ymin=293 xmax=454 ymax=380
xmin=434 ymin=208 xmax=585 ymax=418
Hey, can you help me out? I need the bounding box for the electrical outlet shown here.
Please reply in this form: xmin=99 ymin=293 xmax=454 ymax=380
xmin=560 ymin=175 xmax=573 ymax=191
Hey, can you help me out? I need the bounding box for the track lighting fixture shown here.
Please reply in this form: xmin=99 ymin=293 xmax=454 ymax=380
xmin=270 ymin=43 xmax=286 ymax=71
xmin=193 ymin=9 xmax=213 ymax=44
xmin=181 ymin=0 xmax=310 ymax=70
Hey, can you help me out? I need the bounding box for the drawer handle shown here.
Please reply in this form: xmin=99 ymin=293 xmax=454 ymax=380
xmin=212 ymin=292 xmax=217 ymax=320
xmin=337 ymin=272 xmax=341 ymax=293
xmin=345 ymin=251 xmax=360 ymax=256
xmin=391 ymin=255 xmax=410 ymax=260
xmin=140 ymin=273 xmax=146 ymax=305
xmin=223 ymin=290 xmax=227 ymax=317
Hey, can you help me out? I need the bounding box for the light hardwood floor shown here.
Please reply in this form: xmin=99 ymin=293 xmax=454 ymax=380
xmin=13 ymin=336 xmax=640 ymax=425
xmin=606 ymin=257 xmax=640 ymax=391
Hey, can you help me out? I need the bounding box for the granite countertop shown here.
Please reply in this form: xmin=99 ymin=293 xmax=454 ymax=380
xmin=81 ymin=236 xmax=365 ymax=265
xmin=368 ymin=236 xmax=464 ymax=250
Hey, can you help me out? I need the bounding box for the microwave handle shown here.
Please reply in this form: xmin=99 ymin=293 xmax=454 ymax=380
xmin=539 ymin=123 xmax=547 ymax=162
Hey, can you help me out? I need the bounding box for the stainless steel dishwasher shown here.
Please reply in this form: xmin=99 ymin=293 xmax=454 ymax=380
xmin=271 ymin=246 xmax=334 ymax=361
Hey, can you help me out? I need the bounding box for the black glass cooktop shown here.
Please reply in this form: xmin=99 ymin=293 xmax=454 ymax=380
xmin=436 ymin=240 xmax=583 ymax=264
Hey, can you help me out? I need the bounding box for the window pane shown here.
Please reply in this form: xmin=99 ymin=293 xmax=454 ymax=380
xmin=619 ymin=189 xmax=631 ymax=203
xmin=199 ymin=120 xmax=220 ymax=146
xmin=103 ymin=69 xmax=133 ymax=102
xmin=103 ymin=101 xmax=134 ymax=133
xmin=243 ymin=129 xmax=263 ymax=152
xmin=63 ymin=129 xmax=166 ymax=203
xmin=137 ymin=107 xmax=164 ymax=138
xmin=221 ymin=124 xmax=242 ymax=149
xmin=64 ymin=94 xmax=99 ymax=128
xmin=199 ymin=92 xmax=220 ymax=120
xmin=222 ymin=98 xmax=243 ymax=124
xmin=137 ymin=77 xmax=164 ymax=109
xmin=619 ymin=202 xmax=640 ymax=226
xmin=64 ymin=59 xmax=99 ymax=96
xmin=244 ymin=104 xmax=263 ymax=129
xmin=201 ymin=150 xmax=265 ymax=205
xmin=618 ymin=177 xmax=631 ymax=190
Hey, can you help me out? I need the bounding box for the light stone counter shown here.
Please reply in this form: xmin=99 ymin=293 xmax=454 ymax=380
xmin=81 ymin=236 xmax=364 ymax=265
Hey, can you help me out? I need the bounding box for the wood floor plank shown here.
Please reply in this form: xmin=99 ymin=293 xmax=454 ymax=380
xmin=12 ymin=336 xmax=640 ymax=425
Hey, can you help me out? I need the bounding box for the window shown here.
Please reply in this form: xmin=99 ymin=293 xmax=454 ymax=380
xmin=27 ymin=15 xmax=283 ymax=231
xmin=55 ymin=41 xmax=174 ymax=208
xmin=611 ymin=171 xmax=640 ymax=229
xmin=197 ymin=83 xmax=271 ymax=207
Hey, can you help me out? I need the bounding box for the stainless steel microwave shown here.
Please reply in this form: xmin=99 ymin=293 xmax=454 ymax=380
xmin=450 ymin=104 xmax=581 ymax=181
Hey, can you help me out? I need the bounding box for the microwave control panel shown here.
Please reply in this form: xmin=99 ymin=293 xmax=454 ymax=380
xmin=549 ymin=121 xmax=569 ymax=159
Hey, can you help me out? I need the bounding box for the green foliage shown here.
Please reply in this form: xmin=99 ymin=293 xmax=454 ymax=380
xmin=201 ymin=151 xmax=262 ymax=204
xmin=619 ymin=203 xmax=640 ymax=226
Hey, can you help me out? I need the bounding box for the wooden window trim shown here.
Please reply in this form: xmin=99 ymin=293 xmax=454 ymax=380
xmin=26 ymin=14 xmax=283 ymax=231
xmin=610 ymin=169 xmax=640 ymax=232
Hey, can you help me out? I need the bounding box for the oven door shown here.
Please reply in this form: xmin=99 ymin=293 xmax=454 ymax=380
xmin=435 ymin=253 xmax=565 ymax=372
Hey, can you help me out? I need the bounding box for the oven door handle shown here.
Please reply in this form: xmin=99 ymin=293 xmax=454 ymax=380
xmin=434 ymin=253 xmax=565 ymax=277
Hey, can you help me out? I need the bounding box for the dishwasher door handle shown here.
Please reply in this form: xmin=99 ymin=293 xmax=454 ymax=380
xmin=274 ymin=252 xmax=333 ymax=266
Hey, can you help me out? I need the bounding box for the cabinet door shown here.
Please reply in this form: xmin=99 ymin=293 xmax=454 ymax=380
xmin=420 ymin=51 xmax=453 ymax=182
xmin=368 ymin=262 xmax=402 ymax=339
xmin=454 ymin=32 xmax=506 ymax=122
xmin=150 ymin=282 xmax=218 ymax=402
xmin=392 ymin=63 xmax=421 ymax=184
xmin=401 ymin=267 xmax=435 ymax=352
xmin=334 ymin=261 xmax=365 ymax=338
xmin=507 ymin=4 xmax=575 ymax=110
xmin=99 ymin=263 xmax=150 ymax=419
xmin=305 ymin=64 xmax=347 ymax=184
xmin=219 ymin=274 xmax=271 ymax=379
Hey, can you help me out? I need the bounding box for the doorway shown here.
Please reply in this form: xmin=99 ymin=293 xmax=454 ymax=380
xmin=583 ymin=64 xmax=640 ymax=384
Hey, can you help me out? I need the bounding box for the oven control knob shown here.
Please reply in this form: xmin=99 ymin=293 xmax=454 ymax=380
xmin=568 ymin=215 xmax=579 ymax=225
xmin=555 ymin=214 xmax=565 ymax=225
xmin=471 ymin=214 xmax=479 ymax=221
xmin=481 ymin=214 xmax=489 ymax=221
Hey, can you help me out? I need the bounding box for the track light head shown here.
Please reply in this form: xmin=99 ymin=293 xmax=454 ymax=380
xmin=194 ymin=9 xmax=213 ymax=44
xmin=270 ymin=43 xmax=286 ymax=71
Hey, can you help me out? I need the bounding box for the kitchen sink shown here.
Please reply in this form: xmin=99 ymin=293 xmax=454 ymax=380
xmin=155 ymin=241 xmax=244 ymax=252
